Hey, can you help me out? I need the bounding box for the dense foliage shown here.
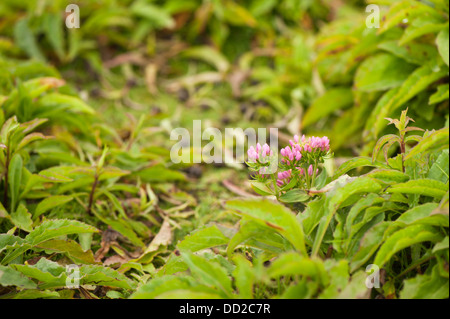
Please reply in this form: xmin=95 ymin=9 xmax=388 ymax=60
xmin=0 ymin=0 xmax=448 ymax=299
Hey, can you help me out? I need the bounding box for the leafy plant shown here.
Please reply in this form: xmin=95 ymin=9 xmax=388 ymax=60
xmin=0 ymin=0 xmax=448 ymax=300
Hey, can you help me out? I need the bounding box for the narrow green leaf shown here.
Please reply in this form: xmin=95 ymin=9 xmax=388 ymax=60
xmin=374 ymin=225 xmax=443 ymax=268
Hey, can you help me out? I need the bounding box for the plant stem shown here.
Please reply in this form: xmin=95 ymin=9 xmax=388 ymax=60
xmin=87 ymin=173 xmax=99 ymax=216
xmin=3 ymin=148 xmax=10 ymax=209
xmin=400 ymin=137 xmax=406 ymax=173
xmin=311 ymin=161 xmax=319 ymax=188
xmin=271 ymin=174 xmax=280 ymax=200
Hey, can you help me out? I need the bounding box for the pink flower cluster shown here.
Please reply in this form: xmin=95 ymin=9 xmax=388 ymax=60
xmin=277 ymin=169 xmax=292 ymax=187
xmin=281 ymin=135 xmax=330 ymax=165
xmin=304 ymin=136 xmax=330 ymax=152
xmin=276 ymin=165 xmax=319 ymax=186
xmin=248 ymin=143 xmax=274 ymax=163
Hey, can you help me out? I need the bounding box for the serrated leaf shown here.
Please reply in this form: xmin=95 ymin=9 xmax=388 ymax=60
xmin=177 ymin=225 xmax=229 ymax=253
xmin=10 ymin=204 xmax=33 ymax=232
xmin=36 ymin=239 xmax=96 ymax=264
xmin=182 ymin=252 xmax=233 ymax=298
xmin=25 ymin=219 xmax=99 ymax=246
xmin=227 ymin=220 xmax=290 ymax=257
xmin=0 ymin=265 xmax=37 ymax=289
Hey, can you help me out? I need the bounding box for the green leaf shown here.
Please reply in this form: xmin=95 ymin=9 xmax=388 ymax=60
xmin=11 ymin=259 xmax=66 ymax=289
xmin=354 ymin=53 xmax=416 ymax=92
xmin=136 ymin=165 xmax=186 ymax=182
xmin=365 ymin=169 xmax=410 ymax=185
xmin=405 ymin=128 xmax=449 ymax=161
xmin=25 ymin=219 xmax=99 ymax=246
xmin=0 ymin=265 xmax=37 ymax=289
xmin=177 ymin=225 xmax=229 ymax=253
xmin=334 ymin=157 xmax=389 ymax=179
xmin=227 ymin=220 xmax=291 ymax=257
xmin=34 ymin=195 xmax=74 ymax=219
xmin=279 ymin=189 xmax=310 ymax=203
xmin=312 ymin=177 xmax=382 ymax=257
xmin=80 ymin=265 xmax=136 ymax=290
xmin=249 ymin=181 xmax=274 ymax=196
xmin=378 ymin=41 xmax=438 ymax=65
xmin=226 ymin=198 xmax=307 ymax=255
xmin=387 ymin=179 xmax=448 ymax=199
xmin=0 ymin=289 xmax=60 ymax=299
xmin=182 ymin=46 xmax=230 ymax=73
xmin=400 ymin=18 xmax=447 ymax=45
xmin=131 ymin=2 xmax=175 ymax=29
xmin=181 ymin=252 xmax=233 ymax=298
xmin=38 ymin=93 xmax=95 ymax=114
xmin=372 ymin=135 xmax=401 ymax=163
xmin=8 ymin=153 xmax=23 ymax=212
xmin=14 ymin=18 xmax=45 ymax=62
xmin=0 ymin=234 xmax=24 ymax=255
xmin=429 ymin=84 xmax=449 ymax=105
xmin=131 ymin=276 xmax=199 ymax=299
xmin=433 ymin=236 xmax=449 ymax=253
xmin=232 ymin=255 xmax=255 ymax=299
xmin=428 ymin=149 xmax=449 ymax=183
xmin=267 ymin=253 xmax=327 ymax=284
xmin=394 ymin=203 xmax=448 ymax=227
xmin=350 ymin=222 xmax=390 ymax=272
xmin=36 ymin=239 xmax=96 ymax=264
xmin=43 ymin=13 xmax=65 ymax=60
xmin=437 ymin=26 xmax=449 ymax=66
xmin=10 ymin=204 xmax=33 ymax=232
xmin=16 ymin=133 xmax=50 ymax=153
xmin=223 ymin=1 xmax=257 ymax=27
xmin=400 ymin=266 xmax=449 ymax=299
xmin=302 ymin=88 xmax=353 ymax=127
xmin=374 ymin=225 xmax=443 ymax=268
xmin=95 ymin=216 xmax=144 ymax=249
xmin=2 ymin=220 xmax=98 ymax=265
xmin=366 ymin=65 xmax=448 ymax=140
xmin=379 ymin=1 xmax=441 ymax=34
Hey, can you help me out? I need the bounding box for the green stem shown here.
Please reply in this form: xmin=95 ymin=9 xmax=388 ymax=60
xmin=311 ymin=161 xmax=318 ymax=189
xmin=3 ymin=147 xmax=10 ymax=209
xmin=272 ymin=174 xmax=280 ymax=200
